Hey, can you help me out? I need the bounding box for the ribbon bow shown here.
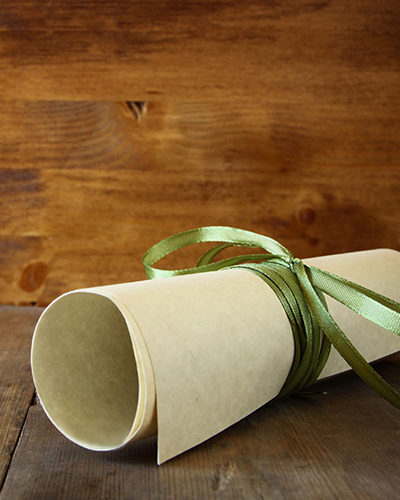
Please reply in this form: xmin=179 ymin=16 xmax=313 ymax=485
xmin=143 ymin=226 xmax=400 ymax=409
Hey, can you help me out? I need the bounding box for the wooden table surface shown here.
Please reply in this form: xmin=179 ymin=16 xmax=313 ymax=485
xmin=0 ymin=305 xmax=399 ymax=499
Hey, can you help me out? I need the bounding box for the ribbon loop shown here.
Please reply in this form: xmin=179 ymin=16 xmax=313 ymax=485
xmin=143 ymin=226 xmax=400 ymax=409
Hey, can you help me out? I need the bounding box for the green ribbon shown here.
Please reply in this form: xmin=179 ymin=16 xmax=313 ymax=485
xmin=143 ymin=226 xmax=400 ymax=409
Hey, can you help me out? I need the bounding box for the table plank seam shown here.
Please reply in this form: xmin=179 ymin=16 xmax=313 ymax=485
xmin=0 ymin=390 xmax=37 ymax=493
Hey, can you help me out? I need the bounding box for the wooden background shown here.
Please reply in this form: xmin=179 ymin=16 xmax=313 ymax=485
xmin=0 ymin=0 xmax=399 ymax=306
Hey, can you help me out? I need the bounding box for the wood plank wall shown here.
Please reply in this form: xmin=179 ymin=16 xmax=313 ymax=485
xmin=1 ymin=0 xmax=399 ymax=102
xmin=0 ymin=1 xmax=399 ymax=306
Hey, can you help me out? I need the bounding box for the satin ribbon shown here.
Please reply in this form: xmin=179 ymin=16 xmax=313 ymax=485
xmin=143 ymin=226 xmax=400 ymax=409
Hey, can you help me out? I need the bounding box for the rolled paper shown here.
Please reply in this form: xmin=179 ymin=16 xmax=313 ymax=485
xmin=31 ymin=243 xmax=400 ymax=464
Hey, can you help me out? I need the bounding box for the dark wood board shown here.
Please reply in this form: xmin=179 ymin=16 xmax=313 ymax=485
xmin=0 ymin=305 xmax=399 ymax=499
xmin=1 ymin=100 xmax=399 ymax=306
xmin=0 ymin=1 xmax=399 ymax=102
xmin=1 ymin=359 xmax=399 ymax=499
xmin=0 ymin=306 xmax=43 ymax=486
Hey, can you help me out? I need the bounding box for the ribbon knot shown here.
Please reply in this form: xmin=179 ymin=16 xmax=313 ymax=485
xmin=288 ymin=256 xmax=302 ymax=272
xmin=143 ymin=226 xmax=400 ymax=409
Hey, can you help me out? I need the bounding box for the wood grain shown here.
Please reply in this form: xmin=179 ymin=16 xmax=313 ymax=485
xmin=0 ymin=306 xmax=42 ymax=486
xmin=1 ymin=358 xmax=399 ymax=499
xmin=0 ymin=0 xmax=399 ymax=102
xmin=1 ymin=99 xmax=399 ymax=305
xmin=1 ymin=2 xmax=399 ymax=496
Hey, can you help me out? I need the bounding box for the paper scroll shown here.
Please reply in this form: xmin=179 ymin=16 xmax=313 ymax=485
xmin=31 ymin=248 xmax=400 ymax=463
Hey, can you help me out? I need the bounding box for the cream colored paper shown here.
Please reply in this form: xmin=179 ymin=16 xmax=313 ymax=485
xmin=31 ymin=249 xmax=400 ymax=463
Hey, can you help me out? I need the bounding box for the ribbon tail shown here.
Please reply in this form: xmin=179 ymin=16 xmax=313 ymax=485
xmin=294 ymin=261 xmax=400 ymax=409
xmin=306 ymin=265 xmax=400 ymax=334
